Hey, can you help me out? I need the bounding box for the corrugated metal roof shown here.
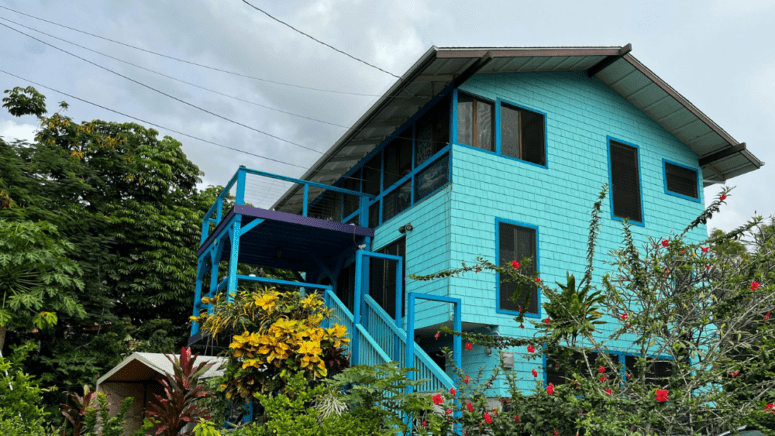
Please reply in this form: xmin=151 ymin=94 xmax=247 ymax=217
xmin=96 ymin=352 xmax=226 ymax=385
xmin=274 ymin=45 xmax=762 ymax=210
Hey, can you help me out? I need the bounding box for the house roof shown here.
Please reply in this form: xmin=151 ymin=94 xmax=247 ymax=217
xmin=274 ymin=45 xmax=762 ymax=211
xmin=96 ymin=352 xmax=226 ymax=385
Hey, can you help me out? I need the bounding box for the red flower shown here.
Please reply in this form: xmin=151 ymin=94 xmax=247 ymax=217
xmin=751 ymin=281 xmax=760 ymax=291
xmin=536 ymin=277 xmax=542 ymax=283
xmin=766 ymin=404 xmax=775 ymax=413
xmin=514 ymin=414 xmax=521 ymax=423
xmin=532 ymin=368 xmax=538 ymax=377
xmin=450 ymin=387 xmax=456 ymax=396
xmin=730 ymin=371 xmax=740 ymax=378
xmin=605 ymin=388 xmax=612 ymax=395
xmin=627 ymin=323 xmax=632 ymax=329
xmin=433 ymin=394 xmax=444 ymax=405
xmin=620 ymin=313 xmax=628 ymax=320
xmin=465 ymin=342 xmax=473 ymax=351
xmin=680 ymin=250 xmax=685 ymax=254
xmin=527 ymin=345 xmax=536 ymax=353
xmin=547 ymin=382 xmax=555 ymax=395
xmin=475 ymin=268 xmax=481 ymax=273
xmin=484 ymin=412 xmax=492 ymax=424
xmin=464 ymin=374 xmax=469 ymax=384
xmin=706 ymin=264 xmax=711 ymax=270
xmin=543 ymin=317 xmax=551 ymax=324
xmin=553 ymin=430 xmax=559 ymax=436
xmin=519 ymin=323 xmax=525 ymax=329
xmin=661 ymin=239 xmax=670 ymax=247
xmin=467 ymin=402 xmax=474 ymax=413
xmin=492 ymin=408 xmax=498 ymax=415
xmin=598 ymin=366 xmax=606 ymax=373
xmin=765 ymin=312 xmax=771 ymax=321
xmin=422 ymin=420 xmax=427 ymax=427
xmin=434 ymin=331 xmax=440 ymax=340
xmin=511 ymin=260 xmax=520 ymax=269
xmin=625 ymin=373 xmax=631 ymax=379
xmin=720 ymin=194 xmax=727 ymax=201
xmin=599 ymin=376 xmax=606 ymax=382
xmin=701 ymin=246 xmax=709 ymax=253
xmin=655 ymin=389 xmax=669 ymax=403
xmin=446 ymin=408 xmax=452 ymax=416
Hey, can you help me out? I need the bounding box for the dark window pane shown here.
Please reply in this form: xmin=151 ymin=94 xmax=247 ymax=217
xmin=625 ymin=356 xmax=673 ymax=388
xmin=414 ymin=154 xmax=448 ymax=201
xmin=457 ymin=94 xmax=474 ymax=146
xmin=416 ymin=96 xmax=450 ymax=167
xmin=384 ymin=135 xmax=412 ymax=187
xmin=665 ymin=163 xmax=698 ymax=199
xmin=383 ymin=180 xmax=411 ymax=223
xmin=501 ymin=104 xmax=520 ymax=158
xmin=499 ymin=222 xmax=538 ymax=314
xmin=343 ymin=174 xmax=360 ymax=218
xmin=369 ymin=201 xmax=380 ymax=228
xmin=476 ymin=100 xmax=494 ymax=152
xmin=337 ymin=263 xmax=355 ymax=312
xmin=521 ymin=109 xmax=545 ymax=165
xmin=610 ymin=141 xmax=642 ymax=222
xmin=372 ymin=238 xmax=406 ymax=317
xmin=363 ymin=155 xmax=382 ymax=196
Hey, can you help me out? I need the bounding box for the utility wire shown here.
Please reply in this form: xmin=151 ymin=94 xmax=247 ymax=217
xmin=0 ymin=69 xmax=308 ymax=170
xmin=0 ymin=16 xmax=350 ymax=129
xmin=0 ymin=21 xmax=324 ymax=154
xmin=241 ymin=0 xmax=401 ymax=79
xmin=0 ymin=4 xmax=383 ymax=97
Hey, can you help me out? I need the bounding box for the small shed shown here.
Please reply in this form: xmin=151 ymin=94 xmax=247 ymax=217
xmin=96 ymin=352 xmax=226 ymax=434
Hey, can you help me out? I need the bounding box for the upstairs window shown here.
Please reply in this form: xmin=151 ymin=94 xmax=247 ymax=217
xmin=501 ymin=103 xmax=546 ymax=166
xmin=457 ymin=94 xmax=494 ymax=152
xmin=664 ymin=161 xmax=699 ymax=200
xmin=609 ymin=140 xmax=643 ymax=223
xmin=498 ymin=221 xmax=539 ymax=315
xmin=415 ymin=96 xmax=450 ymax=167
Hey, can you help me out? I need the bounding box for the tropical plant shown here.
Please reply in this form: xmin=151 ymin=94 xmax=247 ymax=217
xmin=0 ymin=342 xmax=49 ymax=425
xmin=145 ymin=347 xmax=216 ymax=436
xmin=60 ymin=385 xmax=97 ymax=436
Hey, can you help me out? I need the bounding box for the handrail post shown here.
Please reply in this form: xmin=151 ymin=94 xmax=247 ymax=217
xmin=236 ymin=166 xmax=246 ymax=205
xmin=302 ymin=184 xmax=309 ymax=216
xmin=394 ymin=257 xmax=403 ymax=362
xmin=406 ymin=293 xmax=416 ymax=395
xmin=358 ymin=196 xmax=369 ymax=227
xmin=353 ymin=250 xmax=363 ymax=366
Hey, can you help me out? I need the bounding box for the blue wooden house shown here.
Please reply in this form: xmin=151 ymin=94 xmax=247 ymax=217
xmin=189 ymin=45 xmax=762 ymax=397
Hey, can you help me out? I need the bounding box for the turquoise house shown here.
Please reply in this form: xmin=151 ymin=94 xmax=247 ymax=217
xmin=190 ymin=45 xmax=762 ymax=398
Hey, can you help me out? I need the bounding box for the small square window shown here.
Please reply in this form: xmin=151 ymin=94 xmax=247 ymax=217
xmin=665 ymin=162 xmax=698 ymax=199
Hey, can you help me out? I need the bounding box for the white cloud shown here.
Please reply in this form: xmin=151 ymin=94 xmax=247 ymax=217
xmin=0 ymin=119 xmax=37 ymax=143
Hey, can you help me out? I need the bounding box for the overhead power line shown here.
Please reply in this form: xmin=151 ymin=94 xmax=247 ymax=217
xmin=241 ymin=1 xmax=401 ymax=79
xmin=0 ymin=16 xmax=350 ymax=129
xmin=0 ymin=21 xmax=324 ymax=154
xmin=0 ymin=69 xmax=309 ymax=170
xmin=0 ymin=4 xmax=383 ymax=97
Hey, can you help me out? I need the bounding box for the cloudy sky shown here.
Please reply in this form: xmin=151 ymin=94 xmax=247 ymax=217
xmin=0 ymin=0 xmax=772 ymax=233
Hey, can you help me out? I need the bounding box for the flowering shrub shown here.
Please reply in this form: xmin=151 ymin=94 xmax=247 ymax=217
xmin=192 ymin=287 xmax=350 ymax=400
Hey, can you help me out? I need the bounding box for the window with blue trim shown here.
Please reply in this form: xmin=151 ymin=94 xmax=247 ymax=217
xmin=501 ymin=102 xmax=546 ymax=166
xmin=457 ymin=93 xmax=494 ymax=151
xmin=664 ymin=162 xmax=699 ymax=200
xmin=498 ymin=222 xmax=539 ymax=314
xmin=609 ymin=140 xmax=643 ymax=222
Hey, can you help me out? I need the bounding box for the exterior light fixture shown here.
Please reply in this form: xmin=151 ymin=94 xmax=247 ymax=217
xmin=398 ymin=223 xmax=414 ymax=234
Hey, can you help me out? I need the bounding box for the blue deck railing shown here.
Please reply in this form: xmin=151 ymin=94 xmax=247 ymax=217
xmin=199 ymin=166 xmax=374 ymax=246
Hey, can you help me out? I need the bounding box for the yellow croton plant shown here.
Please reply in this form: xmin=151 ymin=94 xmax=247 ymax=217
xmin=191 ymin=286 xmax=349 ymax=399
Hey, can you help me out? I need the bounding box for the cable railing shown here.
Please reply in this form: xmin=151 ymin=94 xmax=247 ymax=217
xmin=200 ymin=166 xmax=374 ymax=246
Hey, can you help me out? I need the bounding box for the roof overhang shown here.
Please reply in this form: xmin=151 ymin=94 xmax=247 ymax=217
xmin=274 ymin=45 xmax=762 ymax=209
xmin=96 ymin=352 xmax=225 ymax=385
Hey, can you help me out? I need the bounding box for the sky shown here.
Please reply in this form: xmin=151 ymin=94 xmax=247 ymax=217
xmin=0 ymin=0 xmax=772 ymax=234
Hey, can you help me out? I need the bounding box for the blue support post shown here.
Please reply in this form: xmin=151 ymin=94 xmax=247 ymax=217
xmin=302 ymin=184 xmax=309 ymax=216
xmin=216 ymin=197 xmax=223 ymax=222
xmin=353 ymin=250 xmax=363 ymax=366
xmin=191 ymin=257 xmax=206 ymax=336
xmin=406 ymin=293 xmax=416 ymax=394
xmin=394 ymin=257 xmax=403 ymax=361
xmin=207 ymin=250 xmax=219 ymax=315
xmin=242 ymin=400 xmax=253 ymax=424
xmin=406 ymin=293 xmax=463 ymax=387
xmin=236 ymin=167 xmax=246 ymax=205
xmin=226 ymin=217 xmax=242 ymax=302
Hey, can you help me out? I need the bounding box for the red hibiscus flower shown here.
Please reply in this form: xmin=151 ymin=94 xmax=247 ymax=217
xmin=464 ymin=374 xmax=469 ymax=384
xmin=484 ymin=412 xmax=492 ymax=424
xmin=422 ymin=420 xmax=427 ymax=427
xmin=514 ymin=414 xmax=521 ymax=423
xmin=543 ymin=317 xmax=551 ymax=324
xmin=433 ymin=394 xmax=444 ymax=405
xmin=532 ymin=368 xmax=538 ymax=377
xmin=627 ymin=323 xmax=632 ymax=329
xmin=527 ymin=345 xmax=536 ymax=353
xmin=465 ymin=342 xmax=473 ymax=351
xmin=434 ymin=331 xmax=440 ymax=340
xmin=765 ymin=312 xmax=771 ymax=321
xmin=450 ymin=387 xmax=456 ymax=396
xmin=730 ymin=371 xmax=740 ymax=378
xmin=536 ymin=277 xmax=542 ymax=283
xmin=547 ymin=382 xmax=555 ymax=395
xmin=766 ymin=404 xmax=775 ymax=413
xmin=706 ymin=264 xmax=711 ymax=270
xmin=599 ymin=376 xmax=606 ymax=382
xmin=655 ymin=389 xmax=669 ymax=403
xmin=661 ymin=239 xmax=670 ymax=247
xmin=598 ymin=366 xmax=606 ymax=373
xmin=720 ymin=194 xmax=727 ymax=201
xmin=519 ymin=323 xmax=525 ymax=329
xmin=467 ymin=402 xmax=474 ymax=413
xmin=511 ymin=260 xmax=520 ymax=269
xmin=701 ymin=246 xmax=709 ymax=253
xmin=553 ymin=430 xmax=559 ymax=436
xmin=751 ymin=281 xmax=760 ymax=291
xmin=492 ymin=408 xmax=498 ymax=415
xmin=605 ymin=388 xmax=612 ymax=395
xmin=475 ymin=268 xmax=481 ymax=273
xmin=446 ymin=408 xmax=452 ymax=416
xmin=620 ymin=313 xmax=628 ymax=320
